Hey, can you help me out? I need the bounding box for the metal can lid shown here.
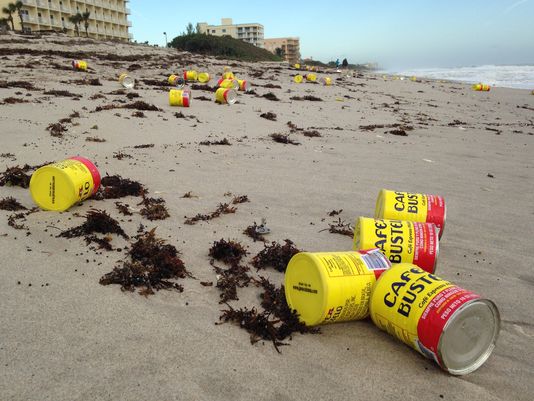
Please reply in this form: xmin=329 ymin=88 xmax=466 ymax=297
xmin=438 ymin=298 xmax=500 ymax=375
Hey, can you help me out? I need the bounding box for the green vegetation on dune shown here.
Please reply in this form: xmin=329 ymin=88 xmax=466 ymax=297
xmin=168 ymin=33 xmax=282 ymax=62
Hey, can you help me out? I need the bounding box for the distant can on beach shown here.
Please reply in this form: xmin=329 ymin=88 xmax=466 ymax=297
xmin=217 ymin=78 xmax=240 ymax=90
xmin=294 ymin=63 xmax=301 ymax=69
xmin=72 ymin=60 xmax=87 ymax=71
xmin=183 ymin=70 xmax=198 ymax=82
xmin=30 ymin=156 xmax=100 ymax=211
xmin=305 ymin=73 xmax=317 ymax=82
xmin=284 ymin=249 xmax=391 ymax=326
xmin=322 ymin=77 xmax=332 ymax=86
xmin=168 ymin=74 xmax=185 ymax=88
xmin=118 ymin=73 xmax=135 ymax=89
xmin=370 ymin=264 xmax=500 ymax=375
xmin=375 ymin=189 xmax=446 ymax=238
xmin=169 ymin=88 xmax=191 ymax=107
xmin=215 ymin=87 xmax=237 ymax=104
xmin=293 ymin=74 xmax=303 ymax=83
xmin=354 ymin=217 xmax=439 ymax=273
xmin=197 ymin=72 xmax=211 ymax=83
xmin=237 ymin=79 xmax=251 ymax=92
xmin=472 ymin=83 xmax=491 ymax=91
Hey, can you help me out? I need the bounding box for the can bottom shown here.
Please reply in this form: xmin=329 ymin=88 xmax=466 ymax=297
xmin=439 ymin=299 xmax=500 ymax=375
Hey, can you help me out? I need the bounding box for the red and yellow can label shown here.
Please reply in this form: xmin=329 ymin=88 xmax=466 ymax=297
xmin=354 ymin=217 xmax=438 ymax=273
xmin=370 ymin=264 xmax=480 ymax=367
xmin=375 ymin=189 xmax=446 ymax=237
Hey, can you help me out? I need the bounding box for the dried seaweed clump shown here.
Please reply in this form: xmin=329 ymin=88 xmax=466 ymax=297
xmin=209 ymin=239 xmax=248 ymax=265
xmin=322 ymin=217 xmax=354 ymax=237
xmin=43 ymin=90 xmax=79 ymax=97
xmin=218 ymin=277 xmax=318 ymax=352
xmin=260 ymin=112 xmax=277 ymax=121
xmin=252 ymin=240 xmax=301 ymax=272
xmin=46 ymin=122 xmax=67 ymax=137
xmin=231 ymin=195 xmax=249 ymax=204
xmin=122 ymin=101 xmax=160 ymax=111
xmin=8 ymin=209 xmax=38 ymax=230
xmin=211 ymin=260 xmax=251 ymax=303
xmin=100 ymin=228 xmax=189 ymax=295
xmin=139 ymin=197 xmax=170 ymax=220
xmin=58 ymin=209 xmax=128 ymax=240
xmin=387 ymin=129 xmax=408 ymax=136
xmin=94 ymin=175 xmax=145 ymax=199
xmin=290 ymin=95 xmax=322 ymax=101
xmin=243 ymin=222 xmax=266 ymax=242
xmin=270 ymin=133 xmax=300 ymax=145
xmin=0 ymin=197 xmax=27 ymax=211
xmin=199 ymin=138 xmax=231 ymax=146
xmin=262 ymin=92 xmax=280 ymax=101
xmin=0 ymin=165 xmax=33 ymax=188
xmin=302 ymin=130 xmax=322 ymax=137
xmin=184 ymin=202 xmax=236 ymax=225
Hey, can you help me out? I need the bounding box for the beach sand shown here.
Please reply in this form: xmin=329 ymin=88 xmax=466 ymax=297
xmin=0 ymin=33 xmax=533 ymax=401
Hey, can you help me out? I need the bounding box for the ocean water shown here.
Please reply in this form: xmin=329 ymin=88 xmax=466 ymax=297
xmin=389 ymin=65 xmax=534 ymax=90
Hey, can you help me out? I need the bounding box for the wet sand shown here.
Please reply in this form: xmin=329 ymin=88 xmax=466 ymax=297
xmin=1 ymin=33 xmax=533 ymax=401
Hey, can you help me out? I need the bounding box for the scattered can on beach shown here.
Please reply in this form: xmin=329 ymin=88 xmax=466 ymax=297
xmin=197 ymin=72 xmax=211 ymax=83
xmin=183 ymin=70 xmax=198 ymax=82
xmin=375 ymin=189 xmax=446 ymax=238
xmin=305 ymin=73 xmax=317 ymax=82
xmin=222 ymin=68 xmax=235 ymax=79
xmin=237 ymin=79 xmax=251 ymax=92
xmin=215 ymin=87 xmax=237 ymax=105
xmin=29 ymin=156 xmax=101 ymax=211
xmin=370 ymin=264 xmax=500 ymax=375
xmin=169 ymin=88 xmax=191 ymax=107
xmin=472 ymin=83 xmax=491 ymax=91
xmin=294 ymin=63 xmax=301 ymax=69
xmin=284 ymin=249 xmax=391 ymax=326
xmin=354 ymin=217 xmax=439 ymax=273
xmin=217 ymin=78 xmax=240 ymax=90
xmin=118 ymin=73 xmax=135 ymax=89
xmin=168 ymin=74 xmax=185 ymax=88
xmin=72 ymin=60 xmax=87 ymax=71
xmin=322 ymin=77 xmax=332 ymax=86
xmin=293 ymin=74 xmax=303 ymax=83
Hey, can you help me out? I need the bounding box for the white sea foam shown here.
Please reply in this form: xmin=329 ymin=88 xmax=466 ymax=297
xmin=388 ymin=65 xmax=534 ymax=90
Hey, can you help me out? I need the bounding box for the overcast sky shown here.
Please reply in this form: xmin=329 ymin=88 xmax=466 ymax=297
xmin=130 ymin=0 xmax=534 ymax=69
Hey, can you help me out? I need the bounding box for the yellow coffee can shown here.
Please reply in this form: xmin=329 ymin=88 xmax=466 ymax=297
xmin=215 ymin=87 xmax=237 ymax=104
xmin=472 ymin=83 xmax=490 ymax=91
xmin=183 ymin=70 xmax=198 ymax=81
xmin=370 ymin=264 xmax=500 ymax=375
xmin=284 ymin=249 xmax=391 ymax=326
xmin=118 ymin=73 xmax=134 ymax=89
xmin=168 ymin=74 xmax=185 ymax=88
xmin=293 ymin=74 xmax=303 ymax=83
xmin=375 ymin=189 xmax=446 ymax=238
xmin=169 ymin=89 xmax=191 ymax=107
xmin=72 ymin=60 xmax=87 ymax=71
xmin=306 ymin=73 xmax=317 ymax=82
xmin=197 ymin=72 xmax=211 ymax=83
xmin=30 ymin=156 xmax=101 ymax=211
xmin=217 ymin=78 xmax=239 ymax=90
xmin=323 ymin=77 xmax=332 ymax=86
xmin=294 ymin=63 xmax=301 ymax=69
xmin=222 ymin=71 xmax=235 ymax=80
xmin=237 ymin=79 xmax=251 ymax=92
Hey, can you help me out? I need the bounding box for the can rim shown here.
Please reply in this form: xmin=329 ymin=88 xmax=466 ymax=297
xmin=439 ymin=200 xmax=447 ymax=238
xmin=438 ymin=298 xmax=500 ymax=375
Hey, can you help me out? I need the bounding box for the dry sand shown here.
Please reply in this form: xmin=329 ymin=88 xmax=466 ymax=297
xmin=0 ymin=33 xmax=533 ymax=401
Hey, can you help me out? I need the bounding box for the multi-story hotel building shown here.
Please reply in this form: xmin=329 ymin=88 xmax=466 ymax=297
xmin=264 ymin=37 xmax=301 ymax=64
xmin=0 ymin=0 xmax=131 ymax=41
xmin=197 ymin=18 xmax=264 ymax=48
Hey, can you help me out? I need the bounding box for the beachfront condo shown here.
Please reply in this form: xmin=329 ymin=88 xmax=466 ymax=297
xmin=264 ymin=37 xmax=301 ymax=64
xmin=197 ymin=18 xmax=264 ymax=48
xmin=0 ymin=0 xmax=132 ymax=41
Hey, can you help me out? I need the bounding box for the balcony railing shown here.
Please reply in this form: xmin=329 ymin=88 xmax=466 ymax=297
xmin=38 ymin=17 xmax=49 ymax=25
xmin=21 ymin=0 xmax=36 ymax=6
xmin=125 ymin=7 xmax=130 ymax=14
xmin=21 ymin=14 xmax=38 ymax=23
xmin=127 ymin=20 xmax=132 ymax=27
xmin=60 ymin=6 xmax=70 ymax=13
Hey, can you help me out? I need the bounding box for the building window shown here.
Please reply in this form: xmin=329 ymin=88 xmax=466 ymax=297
xmin=222 ymin=29 xmax=226 ymax=33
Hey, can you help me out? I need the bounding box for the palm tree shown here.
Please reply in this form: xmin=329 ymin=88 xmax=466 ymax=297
xmin=68 ymin=13 xmax=82 ymax=37
xmin=14 ymin=1 xmax=24 ymax=32
xmin=1 ymin=3 xmax=16 ymax=30
xmin=81 ymin=10 xmax=90 ymax=37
